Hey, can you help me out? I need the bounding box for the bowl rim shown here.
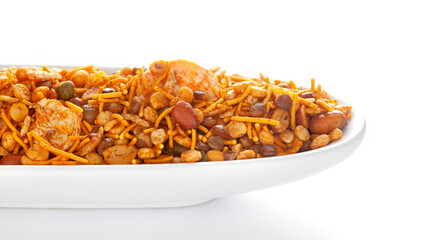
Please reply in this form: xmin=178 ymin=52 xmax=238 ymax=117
xmin=0 ymin=64 xmax=366 ymax=169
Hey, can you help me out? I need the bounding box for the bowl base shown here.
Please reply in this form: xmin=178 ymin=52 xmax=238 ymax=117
xmin=0 ymin=198 xmax=214 ymax=209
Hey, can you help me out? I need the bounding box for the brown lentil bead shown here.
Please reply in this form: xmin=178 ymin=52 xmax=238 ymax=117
xmin=274 ymin=94 xmax=292 ymax=110
xmin=239 ymin=135 xmax=254 ymax=148
xmin=102 ymin=88 xmax=116 ymax=94
xmin=104 ymin=102 xmax=123 ymax=113
xmin=202 ymin=116 xmax=218 ymax=128
xmin=248 ymin=103 xmax=267 ymax=117
xmin=224 ymin=151 xmax=237 ymax=160
xmin=69 ymin=97 xmax=83 ymax=108
xmin=129 ymin=96 xmax=142 ymax=114
xmin=260 ymin=144 xmax=278 ymax=157
xmin=200 ymin=151 xmax=208 ymax=162
xmin=196 ymin=141 xmax=210 ymax=152
xmin=300 ymin=92 xmax=316 ymax=99
xmin=82 ymin=105 xmax=98 ymax=124
xmin=97 ymin=137 xmax=113 ymax=156
xmin=249 ymin=144 xmax=263 ymax=154
xmin=193 ymin=90 xmax=208 ymax=100
xmin=211 ymin=125 xmax=229 ymax=139
xmin=207 ymin=136 xmax=224 ymax=150
xmin=132 ymin=68 xmax=139 ymax=75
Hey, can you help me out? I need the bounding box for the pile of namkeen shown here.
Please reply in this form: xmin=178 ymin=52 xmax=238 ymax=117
xmin=0 ymin=60 xmax=351 ymax=165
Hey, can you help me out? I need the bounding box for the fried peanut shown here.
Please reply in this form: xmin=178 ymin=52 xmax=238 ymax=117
xmin=143 ymin=106 xmax=158 ymax=123
xmin=236 ymin=150 xmax=256 ymax=160
xmin=103 ymin=145 xmax=137 ymax=164
xmin=206 ymin=150 xmax=224 ymax=161
xmin=108 ymin=123 xmax=126 ymax=134
xmin=13 ymin=84 xmax=30 ymax=100
xmin=181 ymin=150 xmax=202 ymax=162
xmin=26 ymin=143 xmax=49 ymax=161
xmin=329 ymin=128 xmax=343 ymax=142
xmin=260 ymin=129 xmax=274 ymax=145
xmin=231 ymin=143 xmax=243 ymax=155
xmin=279 ymin=130 xmax=294 ymax=143
xmin=232 ymin=81 xmax=250 ymax=94
xmin=149 ymin=92 xmax=169 ymax=109
xmin=173 ymin=135 xmax=192 ymax=148
xmin=250 ymin=86 xmax=267 ymax=98
xmin=285 ymin=137 xmax=303 ymax=154
xmin=310 ymin=134 xmax=330 ymax=149
xmin=228 ymin=121 xmax=247 ymax=138
xmin=295 ymin=125 xmax=310 ymax=141
xmin=151 ymin=128 xmax=168 ymax=145
xmin=1 ymin=131 xmax=17 ymax=152
xmin=138 ymin=148 xmax=156 ymax=159
xmin=85 ymin=152 xmax=105 ymax=165
xmin=96 ymin=111 xmax=113 ymax=125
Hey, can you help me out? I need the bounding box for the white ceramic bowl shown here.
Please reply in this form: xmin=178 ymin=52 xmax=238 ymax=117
xmin=0 ymin=66 xmax=366 ymax=208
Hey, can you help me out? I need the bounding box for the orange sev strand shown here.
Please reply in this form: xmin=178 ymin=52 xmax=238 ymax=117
xmin=0 ymin=124 xmax=8 ymax=138
xmin=154 ymin=86 xmax=175 ymax=100
xmin=39 ymin=141 xmax=88 ymax=164
xmin=1 ymin=109 xmax=19 ymax=135
xmin=190 ymin=129 xmax=196 ymax=150
xmin=298 ymin=97 xmax=318 ymax=110
xmin=230 ymin=116 xmax=280 ymax=126
xmin=273 ymin=137 xmax=288 ymax=150
xmin=144 ymin=155 xmax=173 ymax=164
xmin=119 ymin=123 xmax=137 ymax=140
xmin=316 ymin=99 xmax=334 ymax=112
xmin=202 ymin=98 xmax=224 ymax=114
xmin=12 ymin=132 xmax=28 ymax=153
xmin=226 ymin=86 xmax=252 ymax=105
xmin=316 ymin=84 xmax=321 ymax=100
xmin=155 ymin=107 xmax=172 ymax=128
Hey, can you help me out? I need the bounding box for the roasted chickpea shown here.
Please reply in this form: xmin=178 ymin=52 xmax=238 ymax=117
xmin=177 ymin=86 xmax=194 ymax=103
xmin=9 ymin=103 xmax=29 ymax=122
xmin=26 ymin=144 xmax=49 ymax=161
xmin=31 ymin=86 xmax=50 ymax=102
xmin=83 ymin=105 xmax=98 ymax=124
xmin=13 ymin=83 xmax=30 ymax=100
xmin=85 ymin=152 xmax=105 ymax=165
xmin=70 ymin=70 xmax=90 ymax=87
xmin=1 ymin=131 xmax=16 ymax=152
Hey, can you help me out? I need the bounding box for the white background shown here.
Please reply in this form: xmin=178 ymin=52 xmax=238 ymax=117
xmin=1 ymin=0 xmax=426 ymax=239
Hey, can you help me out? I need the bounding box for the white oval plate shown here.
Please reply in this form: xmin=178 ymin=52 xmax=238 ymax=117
xmin=0 ymin=65 xmax=366 ymax=208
